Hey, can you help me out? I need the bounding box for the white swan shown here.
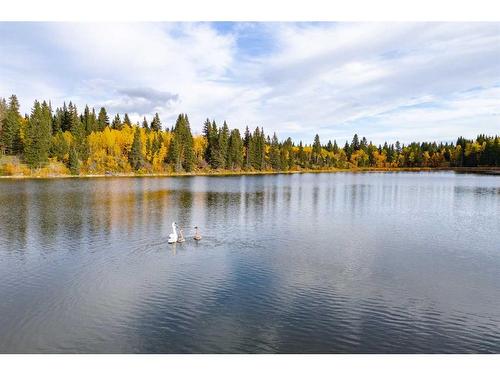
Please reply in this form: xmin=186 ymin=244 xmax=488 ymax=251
xmin=168 ymin=222 xmax=178 ymax=243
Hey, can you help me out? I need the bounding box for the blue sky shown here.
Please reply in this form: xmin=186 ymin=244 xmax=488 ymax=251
xmin=0 ymin=22 xmax=499 ymax=144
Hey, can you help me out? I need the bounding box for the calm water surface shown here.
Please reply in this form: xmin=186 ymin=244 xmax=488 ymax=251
xmin=0 ymin=172 xmax=499 ymax=353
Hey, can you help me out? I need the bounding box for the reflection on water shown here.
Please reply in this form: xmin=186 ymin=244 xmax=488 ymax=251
xmin=0 ymin=172 xmax=499 ymax=353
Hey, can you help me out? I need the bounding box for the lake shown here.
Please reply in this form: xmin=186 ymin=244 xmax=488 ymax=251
xmin=0 ymin=172 xmax=499 ymax=353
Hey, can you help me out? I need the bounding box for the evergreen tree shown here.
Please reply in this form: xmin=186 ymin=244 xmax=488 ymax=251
xmin=60 ymin=102 xmax=71 ymax=132
xmin=298 ymin=141 xmax=307 ymax=167
xmin=270 ymin=132 xmax=281 ymax=170
xmin=123 ymin=113 xmax=132 ymax=127
xmin=326 ymin=140 xmax=333 ymax=152
xmin=283 ymin=137 xmax=295 ymax=170
xmin=152 ymin=132 xmax=162 ymax=156
xmin=395 ymin=141 xmax=402 ymax=154
xmin=351 ymin=134 xmax=360 ymax=151
xmin=0 ymin=98 xmax=6 ymax=154
xmin=52 ymin=108 xmax=63 ymax=134
xmin=249 ymin=127 xmax=266 ymax=170
xmin=150 ymin=113 xmax=161 ymax=132
xmin=202 ymin=118 xmax=217 ymax=166
xmin=0 ymin=95 xmax=23 ymax=155
xmin=210 ymin=126 xmax=223 ymax=169
xmin=312 ymin=134 xmax=322 ymax=165
xmin=82 ymin=105 xmax=97 ymax=134
xmin=227 ymin=128 xmax=243 ymax=169
xmin=111 ymin=114 xmax=122 ymax=130
xmin=142 ymin=116 xmax=149 ymax=130
xmin=213 ymin=121 xmax=230 ymax=169
xmin=129 ymin=127 xmax=143 ymax=171
xmin=209 ymin=121 xmax=219 ymax=168
xmin=344 ymin=141 xmax=351 ymax=160
xmin=97 ymin=107 xmax=109 ymax=131
xmin=167 ymin=114 xmax=195 ymax=171
xmin=0 ymin=97 xmax=6 ymax=125
xmin=68 ymin=146 xmax=80 ymax=175
xmin=243 ymin=126 xmax=251 ymax=169
xmin=69 ymin=104 xmax=88 ymax=161
xmin=360 ymin=136 xmax=368 ymax=152
xmin=24 ymin=100 xmax=52 ymax=167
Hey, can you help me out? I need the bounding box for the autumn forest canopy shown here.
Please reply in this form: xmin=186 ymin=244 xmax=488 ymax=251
xmin=0 ymin=95 xmax=499 ymax=176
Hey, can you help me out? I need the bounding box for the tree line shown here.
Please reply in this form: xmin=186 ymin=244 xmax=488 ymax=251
xmin=0 ymin=95 xmax=499 ymax=175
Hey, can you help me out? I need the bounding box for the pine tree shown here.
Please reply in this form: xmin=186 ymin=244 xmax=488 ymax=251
xmin=123 ymin=113 xmax=132 ymax=127
xmin=298 ymin=141 xmax=307 ymax=167
xmin=68 ymin=146 xmax=80 ymax=175
xmin=0 ymin=95 xmax=23 ymax=155
xmin=344 ymin=141 xmax=351 ymax=160
xmin=249 ymin=127 xmax=266 ymax=170
xmin=249 ymin=127 xmax=259 ymax=169
xmin=326 ymin=140 xmax=333 ymax=152
xmin=60 ymin=102 xmax=71 ymax=132
xmin=152 ymin=133 xmax=162 ymax=156
xmin=212 ymin=121 xmax=230 ymax=169
xmin=351 ymin=134 xmax=360 ymax=151
xmin=227 ymin=128 xmax=243 ymax=170
xmin=221 ymin=122 xmax=230 ymax=165
xmin=312 ymin=134 xmax=322 ymax=165
xmin=97 ymin=107 xmax=109 ymax=131
xmin=24 ymin=100 xmax=52 ymax=167
xmin=209 ymin=121 xmax=219 ymax=168
xmin=260 ymin=127 xmax=266 ymax=169
xmin=69 ymin=104 xmax=88 ymax=161
xmin=52 ymin=108 xmax=62 ymax=134
xmin=167 ymin=114 xmax=195 ymax=172
xmin=82 ymin=105 xmax=97 ymax=134
xmin=142 ymin=116 xmax=149 ymax=130
xmin=0 ymin=98 xmax=6 ymax=153
xmin=0 ymin=97 xmax=6 ymax=125
xmin=360 ymin=136 xmax=368 ymax=152
xmin=129 ymin=127 xmax=143 ymax=171
xmin=395 ymin=140 xmax=402 ymax=154
xmin=111 ymin=114 xmax=122 ymax=130
xmin=202 ymin=118 xmax=216 ymax=165
xmin=284 ymin=137 xmax=295 ymax=170
xmin=243 ymin=126 xmax=251 ymax=169
xmin=150 ymin=113 xmax=161 ymax=132
xmin=270 ymin=132 xmax=281 ymax=170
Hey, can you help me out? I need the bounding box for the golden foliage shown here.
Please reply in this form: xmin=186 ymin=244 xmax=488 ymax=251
xmin=350 ymin=149 xmax=369 ymax=167
xmin=85 ymin=127 xmax=134 ymax=174
xmin=193 ymin=135 xmax=207 ymax=162
xmin=1 ymin=162 xmax=31 ymax=176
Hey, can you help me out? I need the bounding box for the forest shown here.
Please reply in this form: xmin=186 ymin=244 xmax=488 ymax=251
xmin=0 ymin=94 xmax=499 ymax=176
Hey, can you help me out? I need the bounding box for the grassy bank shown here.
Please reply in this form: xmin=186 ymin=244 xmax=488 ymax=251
xmin=1 ymin=157 xmax=498 ymax=179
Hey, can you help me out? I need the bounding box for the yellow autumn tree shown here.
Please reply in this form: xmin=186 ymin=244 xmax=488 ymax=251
xmin=193 ymin=135 xmax=207 ymax=167
xmin=85 ymin=126 xmax=134 ymax=174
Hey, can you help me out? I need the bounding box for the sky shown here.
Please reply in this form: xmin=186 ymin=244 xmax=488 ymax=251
xmin=0 ymin=22 xmax=499 ymax=145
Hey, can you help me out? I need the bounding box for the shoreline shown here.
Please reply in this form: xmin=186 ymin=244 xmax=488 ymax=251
xmin=1 ymin=167 xmax=499 ymax=179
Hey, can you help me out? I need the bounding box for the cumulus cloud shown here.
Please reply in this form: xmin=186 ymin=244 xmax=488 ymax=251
xmin=104 ymin=87 xmax=179 ymax=114
xmin=0 ymin=22 xmax=498 ymax=143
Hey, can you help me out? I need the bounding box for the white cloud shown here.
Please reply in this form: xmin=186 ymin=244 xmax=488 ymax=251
xmin=0 ymin=22 xmax=498 ymax=144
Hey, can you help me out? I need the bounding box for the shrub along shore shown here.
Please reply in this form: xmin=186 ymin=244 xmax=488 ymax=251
xmin=1 ymin=164 xmax=499 ymax=179
xmin=1 ymin=95 xmax=499 ymax=178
